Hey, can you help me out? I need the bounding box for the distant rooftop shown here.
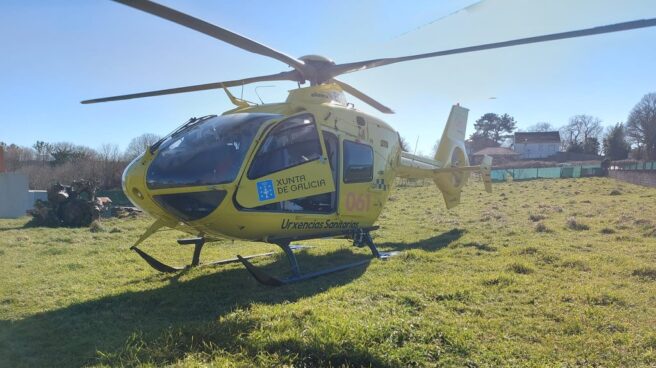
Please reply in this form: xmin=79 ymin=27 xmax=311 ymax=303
xmin=514 ymin=131 xmax=561 ymax=144
xmin=472 ymin=147 xmax=520 ymax=156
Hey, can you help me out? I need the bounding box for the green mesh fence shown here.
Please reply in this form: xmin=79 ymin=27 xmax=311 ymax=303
xmin=538 ymin=167 xmax=561 ymax=179
xmin=490 ymin=164 xmax=602 ymax=182
xmin=612 ymin=161 xmax=656 ymax=171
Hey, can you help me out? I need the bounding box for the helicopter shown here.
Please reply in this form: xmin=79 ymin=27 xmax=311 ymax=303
xmin=83 ymin=0 xmax=656 ymax=286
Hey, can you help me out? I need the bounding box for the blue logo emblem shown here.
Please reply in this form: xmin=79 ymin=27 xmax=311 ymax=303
xmin=257 ymin=179 xmax=276 ymax=201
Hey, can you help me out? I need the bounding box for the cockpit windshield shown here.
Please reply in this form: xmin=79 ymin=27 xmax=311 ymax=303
xmin=146 ymin=113 xmax=279 ymax=189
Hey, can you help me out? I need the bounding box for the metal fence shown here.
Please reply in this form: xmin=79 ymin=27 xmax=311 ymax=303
xmin=490 ymin=164 xmax=603 ymax=182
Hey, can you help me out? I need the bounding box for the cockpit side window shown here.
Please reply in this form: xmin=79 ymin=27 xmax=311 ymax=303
xmin=146 ymin=113 xmax=277 ymax=189
xmin=247 ymin=114 xmax=322 ymax=179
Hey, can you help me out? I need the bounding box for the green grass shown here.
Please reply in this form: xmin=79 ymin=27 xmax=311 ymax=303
xmin=1 ymin=177 xmax=655 ymax=367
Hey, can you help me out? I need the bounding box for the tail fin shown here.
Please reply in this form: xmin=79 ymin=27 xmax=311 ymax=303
xmin=396 ymin=104 xmax=493 ymax=209
xmin=434 ymin=104 xmax=469 ymax=165
xmin=433 ymin=105 xmax=474 ymax=209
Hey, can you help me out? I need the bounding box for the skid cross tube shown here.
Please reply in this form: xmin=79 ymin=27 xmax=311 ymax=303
xmin=237 ymin=229 xmax=399 ymax=286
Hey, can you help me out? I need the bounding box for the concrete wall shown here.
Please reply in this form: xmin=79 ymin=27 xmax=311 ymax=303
xmin=0 ymin=172 xmax=30 ymax=218
xmin=609 ymin=170 xmax=656 ymax=188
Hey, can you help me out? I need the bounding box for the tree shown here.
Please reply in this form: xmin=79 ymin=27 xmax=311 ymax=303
xmin=125 ymin=133 xmax=161 ymax=160
xmin=473 ymin=113 xmax=517 ymax=143
xmin=3 ymin=144 xmax=34 ymax=171
xmin=48 ymin=142 xmax=95 ymax=166
xmin=583 ymin=137 xmax=600 ymax=155
xmin=626 ymin=92 xmax=656 ymax=160
xmin=98 ymin=143 xmax=124 ymax=188
xmin=566 ymin=141 xmax=584 ymax=153
xmin=603 ymin=123 xmax=630 ymax=160
xmin=526 ymin=122 xmax=554 ymax=132
xmin=466 ymin=131 xmax=499 ymax=154
xmin=48 ymin=142 xmax=74 ymax=165
xmin=33 ymin=141 xmax=50 ymax=165
xmin=474 ymin=113 xmax=498 ymax=140
xmin=560 ymin=115 xmax=603 ymax=153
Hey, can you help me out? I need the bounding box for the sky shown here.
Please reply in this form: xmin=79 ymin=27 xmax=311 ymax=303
xmin=1 ymin=0 xmax=656 ymax=156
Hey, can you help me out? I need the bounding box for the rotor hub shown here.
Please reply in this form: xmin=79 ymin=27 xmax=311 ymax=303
xmin=297 ymin=55 xmax=335 ymax=85
xmin=299 ymin=55 xmax=335 ymax=64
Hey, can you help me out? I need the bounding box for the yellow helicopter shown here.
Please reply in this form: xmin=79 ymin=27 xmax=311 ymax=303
xmin=83 ymin=1 xmax=656 ymax=285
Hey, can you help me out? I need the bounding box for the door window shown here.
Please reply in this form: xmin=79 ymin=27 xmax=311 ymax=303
xmin=343 ymin=140 xmax=374 ymax=183
xmin=248 ymin=114 xmax=322 ymax=179
xmin=235 ymin=113 xmax=335 ymax=209
xmin=252 ymin=131 xmax=338 ymax=213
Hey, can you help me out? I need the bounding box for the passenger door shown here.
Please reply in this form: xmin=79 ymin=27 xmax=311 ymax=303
xmin=339 ymin=139 xmax=375 ymax=215
xmin=236 ymin=113 xmax=335 ymax=209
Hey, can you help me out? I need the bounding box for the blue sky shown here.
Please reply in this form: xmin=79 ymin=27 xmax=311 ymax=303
xmin=2 ymin=0 xmax=655 ymax=156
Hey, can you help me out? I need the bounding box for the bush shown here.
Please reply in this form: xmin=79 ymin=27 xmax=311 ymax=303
xmin=566 ymin=217 xmax=589 ymax=231
xmin=89 ymin=220 xmax=105 ymax=233
xmin=529 ymin=213 xmax=546 ymax=222
xmin=632 ymin=267 xmax=656 ymax=280
xmin=507 ymin=262 xmax=534 ymax=274
xmin=534 ymin=222 xmax=550 ymax=233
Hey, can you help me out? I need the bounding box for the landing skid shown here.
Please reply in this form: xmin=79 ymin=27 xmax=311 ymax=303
xmin=238 ymin=229 xmax=399 ymax=286
xmin=130 ymin=228 xmax=398 ymax=286
xmin=131 ymin=237 xmax=308 ymax=274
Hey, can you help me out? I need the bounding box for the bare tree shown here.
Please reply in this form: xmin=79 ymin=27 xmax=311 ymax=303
xmin=19 ymin=161 xmax=102 ymax=190
xmin=398 ymin=135 xmax=410 ymax=152
xmin=124 ymin=133 xmax=161 ymax=160
xmin=526 ymin=122 xmax=554 ymax=132
xmin=560 ymin=115 xmax=603 ymax=153
xmin=626 ymin=92 xmax=656 ymax=160
xmin=3 ymin=144 xmax=35 ymax=171
xmin=98 ymin=143 xmax=125 ymax=188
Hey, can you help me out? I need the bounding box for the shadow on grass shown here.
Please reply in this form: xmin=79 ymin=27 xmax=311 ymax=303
xmin=0 ymin=224 xmax=32 ymax=232
xmin=0 ymin=248 xmax=377 ymax=367
xmin=1 ymin=231 xmax=463 ymax=367
xmin=379 ymin=228 xmax=465 ymax=252
xmin=0 ymin=220 xmax=58 ymax=231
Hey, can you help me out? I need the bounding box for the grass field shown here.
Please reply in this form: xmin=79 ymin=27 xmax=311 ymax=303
xmin=1 ymin=177 xmax=655 ymax=367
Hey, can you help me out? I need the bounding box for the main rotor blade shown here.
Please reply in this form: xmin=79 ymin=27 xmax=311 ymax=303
xmin=332 ymin=79 xmax=394 ymax=114
xmin=113 ymin=0 xmax=306 ymax=73
xmin=81 ymin=71 xmax=301 ymax=104
xmin=327 ymin=17 xmax=656 ymax=78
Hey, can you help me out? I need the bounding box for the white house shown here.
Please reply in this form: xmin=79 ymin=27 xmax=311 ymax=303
xmin=513 ymin=131 xmax=561 ymax=159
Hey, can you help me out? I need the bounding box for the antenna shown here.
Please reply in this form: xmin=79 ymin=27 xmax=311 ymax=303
xmin=254 ymin=85 xmax=275 ymax=104
xmin=410 ymin=135 xmax=420 ymax=164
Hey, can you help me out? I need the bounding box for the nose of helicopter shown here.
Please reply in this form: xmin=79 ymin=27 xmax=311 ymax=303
xmin=122 ymin=153 xmax=148 ymax=210
xmin=121 ymin=150 xmax=229 ymax=223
